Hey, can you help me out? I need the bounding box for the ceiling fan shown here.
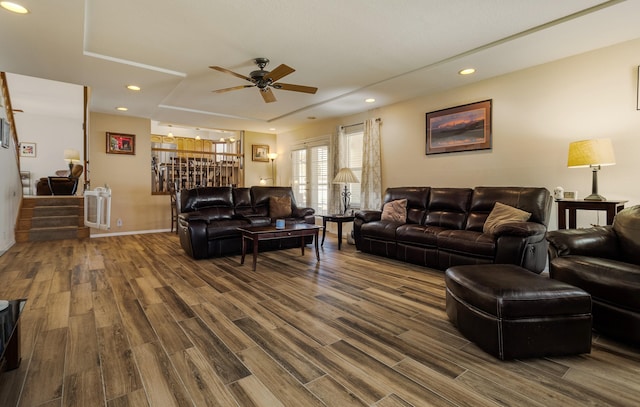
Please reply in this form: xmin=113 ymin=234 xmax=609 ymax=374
xmin=210 ymin=58 xmax=318 ymax=103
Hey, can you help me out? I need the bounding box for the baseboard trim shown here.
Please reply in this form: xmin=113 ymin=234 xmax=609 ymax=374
xmin=90 ymin=228 xmax=171 ymax=238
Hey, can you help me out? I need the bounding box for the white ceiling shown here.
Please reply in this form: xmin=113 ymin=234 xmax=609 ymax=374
xmin=2 ymin=0 xmax=640 ymax=134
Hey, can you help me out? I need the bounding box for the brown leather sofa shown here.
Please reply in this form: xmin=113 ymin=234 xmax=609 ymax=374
xmin=178 ymin=186 xmax=315 ymax=259
xmin=354 ymin=186 xmax=552 ymax=273
xmin=546 ymin=205 xmax=640 ymax=346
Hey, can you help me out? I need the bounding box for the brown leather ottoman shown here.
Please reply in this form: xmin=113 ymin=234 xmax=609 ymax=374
xmin=445 ymin=264 xmax=592 ymax=360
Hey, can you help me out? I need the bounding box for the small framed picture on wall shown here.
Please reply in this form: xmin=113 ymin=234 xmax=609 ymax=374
xmin=106 ymin=132 xmax=136 ymax=155
xmin=252 ymin=144 xmax=269 ymax=162
xmin=1 ymin=118 xmax=9 ymax=149
xmin=19 ymin=142 xmax=37 ymax=157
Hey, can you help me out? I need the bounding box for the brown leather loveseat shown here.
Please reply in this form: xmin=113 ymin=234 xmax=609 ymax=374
xmin=354 ymin=186 xmax=552 ymax=273
xmin=546 ymin=205 xmax=640 ymax=346
xmin=178 ymin=186 xmax=315 ymax=259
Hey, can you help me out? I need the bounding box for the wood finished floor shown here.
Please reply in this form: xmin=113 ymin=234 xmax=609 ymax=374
xmin=0 ymin=233 xmax=639 ymax=407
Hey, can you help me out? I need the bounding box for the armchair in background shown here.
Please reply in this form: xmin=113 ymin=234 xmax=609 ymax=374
xmin=36 ymin=164 xmax=84 ymax=195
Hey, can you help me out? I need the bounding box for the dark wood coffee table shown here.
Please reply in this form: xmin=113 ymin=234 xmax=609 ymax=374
xmin=238 ymin=224 xmax=322 ymax=271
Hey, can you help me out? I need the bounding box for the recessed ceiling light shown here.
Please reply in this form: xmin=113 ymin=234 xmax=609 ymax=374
xmin=127 ymin=85 xmax=141 ymax=91
xmin=307 ymin=116 xmax=316 ymax=120
xmin=116 ymin=107 xmax=128 ymax=111
xmin=459 ymin=68 xmax=476 ymax=75
xmin=365 ymin=98 xmax=375 ymax=103
xmin=269 ymin=128 xmax=276 ymax=131
xmin=1 ymin=1 xmax=29 ymax=14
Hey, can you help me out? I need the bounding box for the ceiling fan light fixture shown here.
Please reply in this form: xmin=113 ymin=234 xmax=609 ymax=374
xmin=210 ymin=57 xmax=317 ymax=103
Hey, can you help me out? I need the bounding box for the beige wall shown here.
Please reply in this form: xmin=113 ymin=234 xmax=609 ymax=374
xmin=244 ymin=131 xmax=277 ymax=186
xmin=89 ymin=112 xmax=168 ymax=234
xmin=87 ymin=116 xmax=276 ymax=234
xmin=278 ymin=38 xmax=640 ymax=230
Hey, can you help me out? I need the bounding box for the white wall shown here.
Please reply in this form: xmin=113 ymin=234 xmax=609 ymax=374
xmin=11 ymin=75 xmax=85 ymax=195
xmin=279 ymin=38 xmax=640 ymax=231
xmin=14 ymin=114 xmax=84 ymax=193
xmin=0 ymin=123 xmax=21 ymax=254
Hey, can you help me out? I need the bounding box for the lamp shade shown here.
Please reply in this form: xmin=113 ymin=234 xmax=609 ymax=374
xmin=332 ymin=167 xmax=359 ymax=184
xmin=64 ymin=149 xmax=80 ymax=163
xmin=567 ymin=138 xmax=615 ymax=168
xmin=267 ymin=152 xmax=278 ymax=160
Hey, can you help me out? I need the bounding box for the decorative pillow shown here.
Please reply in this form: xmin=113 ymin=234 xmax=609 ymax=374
xmin=381 ymin=199 xmax=407 ymax=223
xmin=269 ymin=195 xmax=292 ymax=219
xmin=483 ymin=202 xmax=531 ymax=235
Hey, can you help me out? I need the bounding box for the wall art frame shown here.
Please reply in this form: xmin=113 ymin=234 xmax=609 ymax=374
xmin=252 ymin=144 xmax=269 ymax=162
xmin=0 ymin=118 xmax=9 ymax=148
xmin=426 ymin=99 xmax=492 ymax=155
xmin=106 ymin=132 xmax=136 ymax=155
xmin=19 ymin=142 xmax=36 ymax=157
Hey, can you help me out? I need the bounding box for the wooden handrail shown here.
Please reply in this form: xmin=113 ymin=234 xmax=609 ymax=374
xmin=0 ymin=72 xmax=19 ymax=161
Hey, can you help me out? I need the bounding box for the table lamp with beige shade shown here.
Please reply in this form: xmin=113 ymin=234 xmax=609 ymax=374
xmin=567 ymin=138 xmax=616 ymax=201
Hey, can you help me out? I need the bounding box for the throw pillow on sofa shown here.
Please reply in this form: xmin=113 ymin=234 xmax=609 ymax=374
xmin=270 ymin=195 xmax=292 ymax=218
xmin=381 ymin=199 xmax=407 ymax=223
xmin=483 ymin=202 xmax=531 ymax=235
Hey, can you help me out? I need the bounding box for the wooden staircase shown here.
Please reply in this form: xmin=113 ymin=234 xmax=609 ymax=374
xmin=16 ymin=196 xmax=90 ymax=243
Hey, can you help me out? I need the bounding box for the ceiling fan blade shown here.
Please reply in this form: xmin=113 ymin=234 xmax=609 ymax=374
xmin=274 ymin=83 xmax=318 ymax=94
xmin=212 ymin=85 xmax=254 ymax=93
xmin=264 ymin=64 xmax=295 ymax=83
xmin=209 ymin=66 xmax=253 ymax=82
xmin=260 ymin=88 xmax=277 ymax=103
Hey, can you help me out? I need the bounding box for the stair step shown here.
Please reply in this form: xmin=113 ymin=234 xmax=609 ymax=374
xmin=27 ymin=226 xmax=89 ymax=242
xmin=22 ymin=196 xmax=84 ymax=208
xmin=31 ymin=215 xmax=79 ymax=229
xmin=32 ymin=205 xmax=79 ymax=218
xmin=17 ymin=196 xmax=87 ymax=242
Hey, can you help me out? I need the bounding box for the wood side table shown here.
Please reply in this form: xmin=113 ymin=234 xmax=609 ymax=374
xmin=556 ymin=199 xmax=627 ymax=229
xmin=321 ymin=214 xmax=355 ymax=250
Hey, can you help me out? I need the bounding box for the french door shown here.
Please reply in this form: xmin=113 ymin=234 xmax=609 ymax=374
xmin=291 ymin=142 xmax=329 ymax=215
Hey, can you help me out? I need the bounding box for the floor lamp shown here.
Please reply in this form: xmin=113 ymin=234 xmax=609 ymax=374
xmin=332 ymin=168 xmax=359 ymax=214
xmin=567 ymin=138 xmax=616 ymax=201
xmin=268 ymin=152 xmax=278 ymax=185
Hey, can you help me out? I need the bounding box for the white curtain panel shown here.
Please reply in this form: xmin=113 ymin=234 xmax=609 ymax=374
xmin=361 ymin=118 xmax=382 ymax=210
xmin=329 ymin=126 xmax=345 ymax=215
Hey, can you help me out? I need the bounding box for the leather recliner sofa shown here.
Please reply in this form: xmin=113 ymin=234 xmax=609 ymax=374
xmin=546 ymin=205 xmax=640 ymax=346
xmin=354 ymin=186 xmax=552 ymax=273
xmin=178 ymin=186 xmax=315 ymax=259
